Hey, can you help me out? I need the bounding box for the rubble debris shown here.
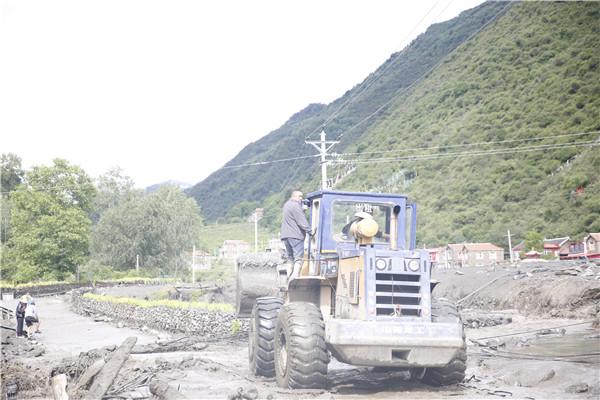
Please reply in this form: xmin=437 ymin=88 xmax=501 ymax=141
xmin=501 ymin=368 xmax=556 ymax=387
xmin=462 ymin=312 xmax=512 ymax=329
xmin=149 ymin=378 xmax=188 ymax=400
xmin=227 ymin=387 xmax=259 ymax=400
xmin=131 ymin=336 xmax=208 ymax=354
xmin=566 ymin=382 xmax=590 ymax=393
xmin=87 ymin=336 xmax=137 ymax=400
xmin=536 ymin=328 xmax=566 ymax=337
xmin=73 ymin=358 xmax=105 ymax=392
xmin=51 ymin=374 xmax=68 ymax=400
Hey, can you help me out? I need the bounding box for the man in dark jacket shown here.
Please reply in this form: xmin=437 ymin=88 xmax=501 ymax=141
xmin=15 ymin=296 xmax=28 ymax=338
xmin=280 ymin=190 xmax=311 ymax=262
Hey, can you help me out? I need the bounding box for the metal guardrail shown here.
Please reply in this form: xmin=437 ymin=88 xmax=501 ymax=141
xmin=0 ymin=305 xmax=14 ymax=320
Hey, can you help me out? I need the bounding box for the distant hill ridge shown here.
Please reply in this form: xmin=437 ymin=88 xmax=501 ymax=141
xmin=189 ymin=1 xmax=600 ymax=246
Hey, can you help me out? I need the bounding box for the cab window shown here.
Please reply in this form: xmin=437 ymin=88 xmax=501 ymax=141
xmin=332 ymin=201 xmax=391 ymax=243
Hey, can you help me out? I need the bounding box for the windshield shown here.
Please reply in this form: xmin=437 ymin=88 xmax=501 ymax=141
xmin=332 ymin=201 xmax=391 ymax=243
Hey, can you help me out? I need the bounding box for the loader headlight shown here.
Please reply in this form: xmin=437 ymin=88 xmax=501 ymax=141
xmin=406 ymin=259 xmax=420 ymax=272
xmin=375 ymin=258 xmax=388 ymax=271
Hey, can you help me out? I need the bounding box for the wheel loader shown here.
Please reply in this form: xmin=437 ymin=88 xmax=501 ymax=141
xmin=236 ymin=190 xmax=466 ymax=389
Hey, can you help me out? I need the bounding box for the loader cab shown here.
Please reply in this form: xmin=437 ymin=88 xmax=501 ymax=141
xmin=306 ymin=190 xmax=417 ymax=262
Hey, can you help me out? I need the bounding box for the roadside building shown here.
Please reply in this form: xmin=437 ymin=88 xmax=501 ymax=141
xmin=543 ymin=237 xmax=570 ymax=259
xmin=426 ymin=247 xmax=442 ymax=264
xmin=460 ymin=243 xmax=504 ymax=267
xmin=524 ymin=249 xmax=542 ymax=260
xmin=437 ymin=243 xmax=504 ymax=268
xmin=560 ymin=239 xmax=586 ymax=260
xmin=584 ymin=233 xmax=600 ymax=259
xmin=219 ymin=240 xmax=250 ymax=261
xmin=438 ymin=244 xmax=464 ymax=268
xmin=512 ymin=240 xmax=525 ymax=260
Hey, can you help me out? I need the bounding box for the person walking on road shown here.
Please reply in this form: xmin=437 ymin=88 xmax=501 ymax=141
xmin=24 ymin=298 xmax=41 ymax=338
xmin=15 ymin=296 xmax=28 ymax=338
xmin=280 ymin=190 xmax=311 ymax=262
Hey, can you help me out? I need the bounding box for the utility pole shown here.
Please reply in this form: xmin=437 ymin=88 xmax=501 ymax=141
xmin=506 ymin=230 xmax=513 ymax=263
xmin=254 ymin=212 xmax=258 ymax=253
xmin=306 ymin=130 xmax=339 ymax=190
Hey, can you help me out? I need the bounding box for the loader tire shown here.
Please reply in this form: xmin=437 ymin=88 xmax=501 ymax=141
xmin=249 ymin=297 xmax=284 ymax=377
xmin=417 ymin=298 xmax=467 ymax=386
xmin=275 ymin=302 xmax=329 ymax=389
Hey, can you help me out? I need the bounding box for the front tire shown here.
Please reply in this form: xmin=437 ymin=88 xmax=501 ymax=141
xmin=249 ymin=297 xmax=283 ymax=377
xmin=274 ymin=302 xmax=329 ymax=389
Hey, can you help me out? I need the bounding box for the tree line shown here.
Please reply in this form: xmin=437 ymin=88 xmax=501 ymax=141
xmin=1 ymin=153 xmax=203 ymax=284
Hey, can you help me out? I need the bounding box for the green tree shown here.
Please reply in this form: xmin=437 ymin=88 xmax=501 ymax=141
xmin=4 ymin=159 xmax=96 ymax=282
xmin=91 ymin=185 xmax=203 ymax=276
xmin=1 ymin=153 xmax=25 ymax=244
xmin=91 ymin=167 xmax=140 ymax=223
xmin=524 ymin=231 xmax=544 ymax=252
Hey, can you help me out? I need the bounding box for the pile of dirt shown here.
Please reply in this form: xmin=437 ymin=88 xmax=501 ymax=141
xmin=0 ymin=328 xmax=48 ymax=399
xmin=433 ymin=261 xmax=600 ymax=319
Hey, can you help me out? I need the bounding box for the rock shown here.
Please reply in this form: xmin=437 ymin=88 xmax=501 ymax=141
xmin=566 ymin=383 xmax=590 ymax=393
xmin=117 ymin=322 xmax=124 ymax=328
xmin=503 ymin=368 xmax=555 ymax=387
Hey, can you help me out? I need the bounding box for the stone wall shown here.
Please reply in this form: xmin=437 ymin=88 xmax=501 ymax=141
xmin=70 ymin=291 xmax=248 ymax=338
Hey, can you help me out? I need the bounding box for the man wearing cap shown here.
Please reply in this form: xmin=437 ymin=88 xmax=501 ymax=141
xmin=280 ymin=190 xmax=311 ymax=262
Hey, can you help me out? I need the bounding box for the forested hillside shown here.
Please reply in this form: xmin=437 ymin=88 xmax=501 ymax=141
xmin=189 ymin=1 xmax=600 ymax=246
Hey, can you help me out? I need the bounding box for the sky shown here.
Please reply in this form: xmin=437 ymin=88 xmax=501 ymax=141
xmin=0 ymin=0 xmax=485 ymax=188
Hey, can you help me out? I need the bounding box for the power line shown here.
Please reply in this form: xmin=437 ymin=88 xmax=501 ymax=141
xmin=221 ymin=154 xmax=319 ymax=169
xmin=337 ymin=130 xmax=600 ymax=158
xmin=304 ymin=0 xmax=448 ymax=140
xmin=334 ymin=1 xmax=512 ymax=142
xmin=337 ymin=141 xmax=598 ymax=165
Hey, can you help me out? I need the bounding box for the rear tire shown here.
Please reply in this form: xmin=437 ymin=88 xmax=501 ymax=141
xmin=418 ymin=298 xmax=467 ymax=386
xmin=249 ymin=297 xmax=283 ymax=377
xmin=274 ymin=302 xmax=329 ymax=389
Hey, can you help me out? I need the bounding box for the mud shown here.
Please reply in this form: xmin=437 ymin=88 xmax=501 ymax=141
xmin=2 ymin=262 xmax=599 ymax=399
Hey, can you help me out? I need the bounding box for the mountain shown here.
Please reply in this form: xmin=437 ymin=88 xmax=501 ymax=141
xmin=146 ymin=180 xmax=192 ymax=193
xmin=189 ymin=1 xmax=600 ymax=246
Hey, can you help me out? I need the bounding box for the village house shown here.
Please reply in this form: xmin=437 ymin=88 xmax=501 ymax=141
xmin=435 ymin=244 xmax=464 ymax=268
xmin=432 ymin=243 xmax=504 ymax=268
xmin=543 ymin=237 xmax=570 ymax=258
xmin=512 ymin=240 xmax=525 ymax=260
xmin=219 ymin=240 xmax=250 ymax=261
xmin=560 ymin=239 xmax=585 ymax=260
xmin=460 ymin=243 xmax=504 ymax=267
xmin=584 ymin=233 xmax=600 ymax=259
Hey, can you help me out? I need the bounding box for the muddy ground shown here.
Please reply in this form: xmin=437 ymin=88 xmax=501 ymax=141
xmin=1 ymin=261 xmax=599 ymax=400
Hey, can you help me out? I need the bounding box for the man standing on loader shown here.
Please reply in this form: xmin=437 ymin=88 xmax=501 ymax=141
xmin=280 ymin=190 xmax=310 ymax=263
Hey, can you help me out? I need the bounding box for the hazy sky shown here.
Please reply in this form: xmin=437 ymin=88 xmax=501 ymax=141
xmin=1 ymin=0 xmax=485 ymax=188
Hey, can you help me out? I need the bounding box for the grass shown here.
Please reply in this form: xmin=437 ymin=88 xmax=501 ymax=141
xmin=82 ymin=293 xmax=234 ymax=313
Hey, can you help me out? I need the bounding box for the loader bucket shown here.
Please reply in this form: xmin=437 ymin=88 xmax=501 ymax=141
xmin=235 ymin=253 xmax=282 ymax=317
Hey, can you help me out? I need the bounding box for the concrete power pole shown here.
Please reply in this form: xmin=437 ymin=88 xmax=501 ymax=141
xmin=306 ymin=130 xmax=339 ymax=190
xmin=507 ymin=230 xmax=513 ymax=263
xmin=254 ymin=212 xmax=258 ymax=253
